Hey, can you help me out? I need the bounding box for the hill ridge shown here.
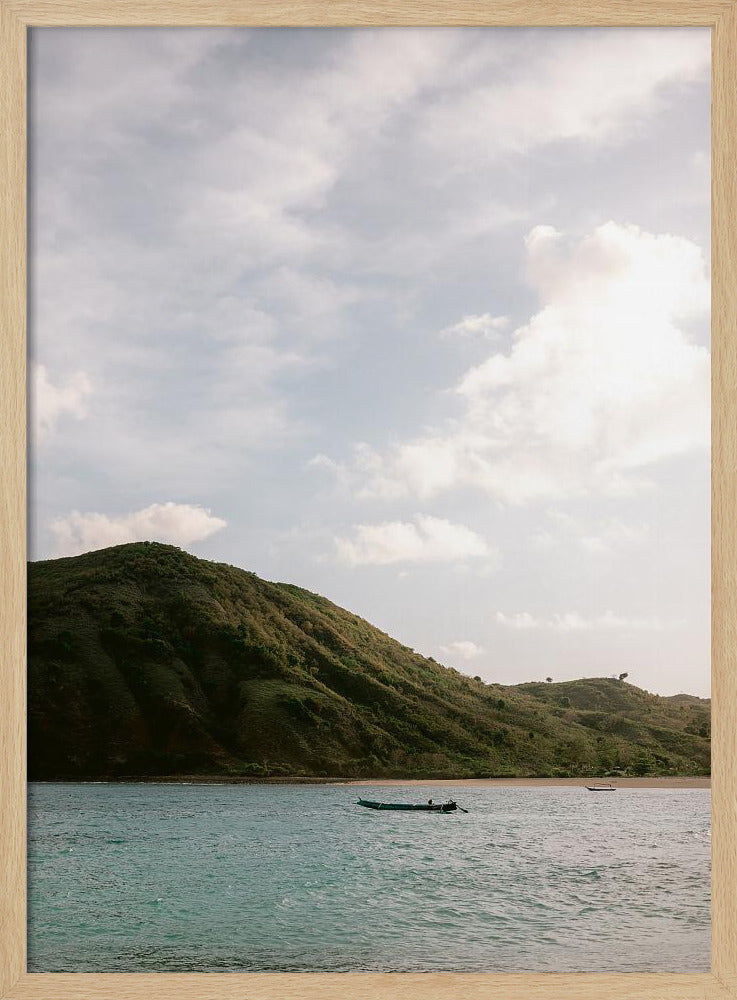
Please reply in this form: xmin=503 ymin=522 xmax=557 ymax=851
xmin=28 ymin=542 xmax=710 ymax=780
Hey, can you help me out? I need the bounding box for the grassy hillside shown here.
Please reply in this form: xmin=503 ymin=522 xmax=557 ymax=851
xmin=28 ymin=542 xmax=710 ymax=780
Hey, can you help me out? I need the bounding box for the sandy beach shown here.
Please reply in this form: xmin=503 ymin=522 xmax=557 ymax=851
xmin=346 ymin=776 xmax=710 ymax=789
xmin=104 ymin=774 xmax=711 ymax=789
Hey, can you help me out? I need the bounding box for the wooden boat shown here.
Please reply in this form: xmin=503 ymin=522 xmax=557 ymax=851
xmin=585 ymin=784 xmax=617 ymax=791
xmin=357 ymin=798 xmax=458 ymax=812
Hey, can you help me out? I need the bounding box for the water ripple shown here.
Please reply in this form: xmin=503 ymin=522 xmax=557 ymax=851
xmin=27 ymin=782 xmax=710 ymax=973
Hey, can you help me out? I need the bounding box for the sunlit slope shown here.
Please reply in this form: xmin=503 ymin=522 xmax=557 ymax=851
xmin=28 ymin=543 xmax=710 ymax=779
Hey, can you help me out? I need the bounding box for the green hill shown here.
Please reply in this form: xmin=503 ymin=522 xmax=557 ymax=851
xmin=27 ymin=542 xmax=710 ymax=780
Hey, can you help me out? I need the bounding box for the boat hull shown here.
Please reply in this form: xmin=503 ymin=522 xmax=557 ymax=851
xmin=357 ymin=798 xmax=457 ymax=812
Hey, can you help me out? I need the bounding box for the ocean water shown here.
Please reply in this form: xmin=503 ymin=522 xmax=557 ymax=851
xmin=27 ymin=782 xmax=710 ymax=973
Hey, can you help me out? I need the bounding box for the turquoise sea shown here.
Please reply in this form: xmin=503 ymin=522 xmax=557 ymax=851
xmin=27 ymin=782 xmax=710 ymax=973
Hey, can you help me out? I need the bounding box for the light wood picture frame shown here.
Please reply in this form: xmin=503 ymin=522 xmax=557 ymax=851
xmin=1 ymin=2 xmax=735 ymax=998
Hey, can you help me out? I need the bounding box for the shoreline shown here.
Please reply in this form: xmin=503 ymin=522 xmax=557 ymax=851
xmin=345 ymin=776 xmax=710 ymax=789
xmin=34 ymin=775 xmax=710 ymax=789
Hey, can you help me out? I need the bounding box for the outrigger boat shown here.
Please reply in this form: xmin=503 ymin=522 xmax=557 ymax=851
xmin=357 ymin=798 xmax=460 ymax=812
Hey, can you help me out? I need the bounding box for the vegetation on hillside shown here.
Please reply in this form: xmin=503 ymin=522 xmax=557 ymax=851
xmin=28 ymin=543 xmax=710 ymax=780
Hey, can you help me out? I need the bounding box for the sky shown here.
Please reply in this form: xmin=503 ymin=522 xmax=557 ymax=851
xmin=29 ymin=27 xmax=711 ymax=697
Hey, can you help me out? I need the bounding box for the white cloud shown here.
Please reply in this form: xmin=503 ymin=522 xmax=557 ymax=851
xmin=439 ymin=640 xmax=484 ymax=660
xmin=32 ymin=363 xmax=92 ymax=440
xmin=577 ymin=521 xmax=650 ymax=556
xmin=421 ymin=29 xmax=709 ymax=161
xmin=331 ymin=222 xmax=709 ymax=504
xmin=440 ymin=313 xmax=508 ymax=340
xmin=495 ymin=612 xmax=539 ymax=630
xmin=50 ymin=502 xmax=227 ymax=557
xmin=532 ymin=510 xmax=651 ymax=556
xmin=31 ymin=31 xmax=710 ymax=499
xmin=307 ymin=452 xmax=343 ymax=476
xmin=30 ymin=30 xmax=471 ymax=488
xmin=494 ymin=610 xmax=677 ymax=632
xmin=334 ymin=514 xmax=494 ymax=566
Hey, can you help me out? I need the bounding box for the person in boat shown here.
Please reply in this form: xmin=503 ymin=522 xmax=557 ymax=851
xmin=427 ymin=799 xmax=433 ymax=806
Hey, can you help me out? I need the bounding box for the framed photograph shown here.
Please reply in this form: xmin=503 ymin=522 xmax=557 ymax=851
xmin=2 ymin=2 xmax=736 ymax=999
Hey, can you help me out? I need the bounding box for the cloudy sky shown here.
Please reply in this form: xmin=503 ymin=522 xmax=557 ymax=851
xmin=29 ymin=28 xmax=711 ymax=696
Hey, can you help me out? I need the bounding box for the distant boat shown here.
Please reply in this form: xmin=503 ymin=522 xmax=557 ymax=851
xmin=357 ymin=798 xmax=459 ymax=812
xmin=585 ymin=783 xmax=617 ymax=791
